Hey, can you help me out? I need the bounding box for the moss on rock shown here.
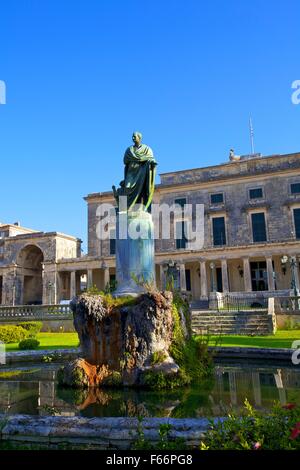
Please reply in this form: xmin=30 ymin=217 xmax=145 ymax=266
xmin=140 ymin=369 xmax=191 ymax=390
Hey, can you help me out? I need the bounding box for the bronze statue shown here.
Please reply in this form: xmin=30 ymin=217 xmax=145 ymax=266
xmin=113 ymin=132 xmax=157 ymax=211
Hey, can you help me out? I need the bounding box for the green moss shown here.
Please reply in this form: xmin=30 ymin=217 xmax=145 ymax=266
xmin=151 ymin=350 xmax=168 ymax=366
xmin=102 ymin=371 xmax=122 ymax=387
xmin=171 ymin=303 xmax=185 ymax=347
xmin=102 ymin=294 xmax=137 ymax=309
xmin=72 ymin=367 xmax=88 ymax=388
xmin=84 ymin=287 xmax=137 ymax=309
xmin=141 ymin=369 xmax=191 ymax=390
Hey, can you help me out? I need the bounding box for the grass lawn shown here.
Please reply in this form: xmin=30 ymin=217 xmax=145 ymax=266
xmin=203 ymin=329 xmax=300 ymax=349
xmin=3 ymin=330 xmax=300 ymax=352
xmin=4 ymin=332 xmax=79 ymax=352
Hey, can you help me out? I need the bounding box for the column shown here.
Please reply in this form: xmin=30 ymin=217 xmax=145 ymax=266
xmin=103 ymin=266 xmax=110 ymax=289
xmin=221 ymin=259 xmax=229 ymax=293
xmin=70 ymin=271 xmax=76 ymax=299
xmin=159 ymin=264 xmax=166 ymax=290
xmin=200 ymin=260 xmax=208 ymax=299
xmin=243 ymin=257 xmax=252 ymax=292
xmin=266 ymin=256 xmax=275 ymax=291
xmin=179 ymin=262 xmax=187 ymax=292
xmin=87 ymin=269 xmax=93 ymax=289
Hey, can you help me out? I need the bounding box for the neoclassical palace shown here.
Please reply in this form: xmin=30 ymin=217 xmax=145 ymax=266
xmin=1 ymin=150 xmax=300 ymax=306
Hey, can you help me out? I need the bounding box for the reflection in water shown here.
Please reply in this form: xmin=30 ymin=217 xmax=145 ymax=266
xmin=0 ymin=363 xmax=299 ymax=418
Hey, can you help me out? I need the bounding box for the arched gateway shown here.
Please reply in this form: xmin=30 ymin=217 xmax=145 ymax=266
xmin=17 ymin=245 xmax=44 ymax=305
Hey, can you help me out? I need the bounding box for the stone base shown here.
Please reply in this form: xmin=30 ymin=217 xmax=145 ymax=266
xmin=114 ymin=210 xmax=156 ymax=297
xmin=58 ymin=358 xmax=122 ymax=388
xmin=58 ymin=356 xmax=184 ymax=389
xmin=63 ymin=291 xmax=189 ymax=389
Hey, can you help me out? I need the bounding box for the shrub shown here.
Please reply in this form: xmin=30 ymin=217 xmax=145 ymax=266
xmin=200 ymin=400 xmax=300 ymax=450
xmin=170 ymin=296 xmax=214 ymax=383
xmin=18 ymin=338 xmax=40 ymax=350
xmin=0 ymin=325 xmax=29 ymax=343
xmin=141 ymin=369 xmax=191 ymax=390
xmin=17 ymin=321 xmax=42 ymax=337
xmin=151 ymin=350 xmax=168 ymax=365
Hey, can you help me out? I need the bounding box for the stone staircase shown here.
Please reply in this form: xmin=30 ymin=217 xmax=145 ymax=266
xmin=191 ymin=309 xmax=274 ymax=335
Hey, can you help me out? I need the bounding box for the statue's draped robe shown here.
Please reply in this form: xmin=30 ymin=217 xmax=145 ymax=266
xmin=121 ymin=144 xmax=156 ymax=210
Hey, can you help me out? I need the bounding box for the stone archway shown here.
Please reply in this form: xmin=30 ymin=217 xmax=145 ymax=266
xmin=17 ymin=245 xmax=44 ymax=305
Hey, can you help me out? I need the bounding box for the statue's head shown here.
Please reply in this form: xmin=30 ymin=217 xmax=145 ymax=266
xmin=132 ymin=131 xmax=142 ymax=146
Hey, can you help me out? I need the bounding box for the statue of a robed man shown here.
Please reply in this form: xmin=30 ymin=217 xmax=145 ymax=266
xmin=113 ymin=132 xmax=157 ymax=211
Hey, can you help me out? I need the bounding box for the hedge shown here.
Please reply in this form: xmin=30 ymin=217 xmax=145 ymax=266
xmin=0 ymin=325 xmax=29 ymax=343
xmin=16 ymin=321 xmax=42 ymax=337
xmin=18 ymin=338 xmax=40 ymax=350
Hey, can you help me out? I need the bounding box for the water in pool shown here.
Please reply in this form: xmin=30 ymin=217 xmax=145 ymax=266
xmin=0 ymin=362 xmax=299 ymax=418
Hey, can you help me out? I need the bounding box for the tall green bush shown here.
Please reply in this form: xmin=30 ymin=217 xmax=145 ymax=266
xmin=0 ymin=325 xmax=29 ymax=343
xmin=169 ymin=294 xmax=214 ymax=383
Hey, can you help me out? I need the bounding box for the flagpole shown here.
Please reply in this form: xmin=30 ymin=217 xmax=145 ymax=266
xmin=249 ymin=117 xmax=255 ymax=155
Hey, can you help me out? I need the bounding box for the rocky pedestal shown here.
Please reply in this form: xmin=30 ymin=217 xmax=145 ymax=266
xmin=58 ymin=291 xmax=188 ymax=389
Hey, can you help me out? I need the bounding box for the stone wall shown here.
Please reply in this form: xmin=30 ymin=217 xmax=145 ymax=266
xmin=0 ymin=414 xmax=212 ymax=449
xmin=276 ymin=313 xmax=300 ymax=329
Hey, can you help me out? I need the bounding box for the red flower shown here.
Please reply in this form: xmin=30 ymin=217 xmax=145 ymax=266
xmin=290 ymin=426 xmax=300 ymax=440
xmin=283 ymin=403 xmax=296 ymax=410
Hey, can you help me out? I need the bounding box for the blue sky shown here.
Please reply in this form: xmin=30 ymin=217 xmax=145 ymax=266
xmin=0 ymin=0 xmax=299 ymax=251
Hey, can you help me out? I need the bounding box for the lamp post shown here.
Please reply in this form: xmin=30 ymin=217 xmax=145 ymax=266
xmin=290 ymin=256 xmax=299 ymax=297
xmin=210 ymin=262 xmax=216 ymax=292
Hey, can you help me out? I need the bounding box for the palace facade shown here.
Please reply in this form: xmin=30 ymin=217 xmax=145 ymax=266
xmin=1 ymin=150 xmax=300 ymax=305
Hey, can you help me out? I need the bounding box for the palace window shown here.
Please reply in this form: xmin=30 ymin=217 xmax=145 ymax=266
xmin=293 ymin=208 xmax=300 ymax=239
xmin=176 ymin=220 xmax=188 ymax=249
xmin=174 ymin=198 xmax=186 ymax=210
xmin=210 ymin=193 xmax=224 ymax=204
xmin=249 ymin=188 xmax=263 ymax=199
xmin=212 ymin=216 xmax=226 ymax=246
xmin=251 ymin=212 xmax=267 ymax=242
xmin=291 ymin=183 xmax=300 ymax=195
